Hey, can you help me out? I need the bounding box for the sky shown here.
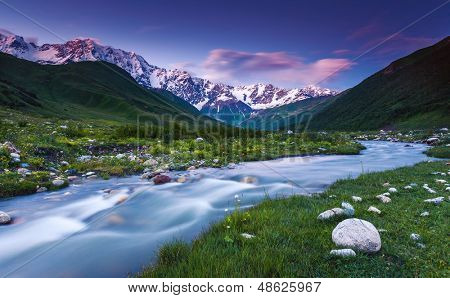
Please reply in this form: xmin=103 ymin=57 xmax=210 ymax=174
xmin=0 ymin=0 xmax=448 ymax=90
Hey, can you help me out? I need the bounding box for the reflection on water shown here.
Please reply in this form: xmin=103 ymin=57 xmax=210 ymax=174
xmin=0 ymin=141 xmax=432 ymax=277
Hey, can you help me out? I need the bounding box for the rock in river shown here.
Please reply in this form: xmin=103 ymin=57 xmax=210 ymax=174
xmin=52 ymin=179 xmax=65 ymax=187
xmin=0 ymin=211 xmax=11 ymax=225
xmin=332 ymin=218 xmax=381 ymax=253
xmin=153 ymin=174 xmax=171 ymax=185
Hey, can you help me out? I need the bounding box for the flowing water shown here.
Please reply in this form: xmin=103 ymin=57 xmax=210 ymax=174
xmin=0 ymin=141 xmax=433 ymax=277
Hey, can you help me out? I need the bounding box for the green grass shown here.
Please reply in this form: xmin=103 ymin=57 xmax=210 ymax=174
xmin=426 ymin=145 xmax=450 ymax=158
xmin=140 ymin=161 xmax=449 ymax=278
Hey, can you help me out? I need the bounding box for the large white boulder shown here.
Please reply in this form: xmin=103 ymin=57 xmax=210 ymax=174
xmin=0 ymin=211 xmax=11 ymax=225
xmin=332 ymin=218 xmax=381 ymax=253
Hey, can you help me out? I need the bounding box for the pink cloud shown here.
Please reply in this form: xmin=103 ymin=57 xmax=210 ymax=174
xmin=332 ymin=49 xmax=352 ymax=55
xmin=347 ymin=23 xmax=380 ymax=40
xmin=201 ymin=49 xmax=354 ymax=86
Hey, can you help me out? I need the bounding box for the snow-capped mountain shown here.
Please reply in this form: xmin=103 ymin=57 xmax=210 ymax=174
xmin=0 ymin=32 xmax=338 ymax=118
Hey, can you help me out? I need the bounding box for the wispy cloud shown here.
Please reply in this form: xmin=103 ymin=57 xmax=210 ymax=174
xmin=201 ymin=49 xmax=354 ymax=86
xmin=332 ymin=49 xmax=352 ymax=55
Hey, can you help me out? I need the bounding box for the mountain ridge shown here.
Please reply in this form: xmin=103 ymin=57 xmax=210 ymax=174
xmin=0 ymin=32 xmax=337 ymax=119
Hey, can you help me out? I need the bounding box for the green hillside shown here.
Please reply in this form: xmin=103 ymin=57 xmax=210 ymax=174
xmin=306 ymin=37 xmax=450 ymax=130
xmin=0 ymin=53 xmax=201 ymax=123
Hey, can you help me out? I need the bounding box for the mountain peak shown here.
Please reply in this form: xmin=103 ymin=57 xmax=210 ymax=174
xmin=0 ymin=31 xmax=339 ymax=119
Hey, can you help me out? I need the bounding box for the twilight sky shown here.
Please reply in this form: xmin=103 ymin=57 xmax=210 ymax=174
xmin=0 ymin=0 xmax=448 ymax=90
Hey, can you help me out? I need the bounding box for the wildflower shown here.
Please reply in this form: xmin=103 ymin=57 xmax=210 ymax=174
xmin=224 ymin=208 xmax=229 ymax=212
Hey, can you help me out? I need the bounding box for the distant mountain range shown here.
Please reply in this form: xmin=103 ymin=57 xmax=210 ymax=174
xmin=0 ymin=32 xmax=337 ymax=122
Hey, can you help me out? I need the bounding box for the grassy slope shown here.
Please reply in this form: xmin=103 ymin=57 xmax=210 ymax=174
xmin=140 ymin=161 xmax=449 ymax=278
xmin=283 ymin=37 xmax=450 ymax=131
xmin=0 ymin=53 xmax=201 ymax=123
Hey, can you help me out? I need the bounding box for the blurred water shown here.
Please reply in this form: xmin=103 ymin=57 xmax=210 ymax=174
xmin=0 ymin=141 xmax=432 ymax=277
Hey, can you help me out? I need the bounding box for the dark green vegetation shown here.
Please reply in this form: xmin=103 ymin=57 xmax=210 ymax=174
xmin=140 ymin=161 xmax=449 ymax=278
xmin=0 ymin=52 xmax=202 ymax=123
xmin=426 ymin=145 xmax=450 ymax=158
xmin=0 ymin=108 xmax=363 ymax=199
xmin=251 ymin=37 xmax=449 ymax=131
xmin=310 ymin=37 xmax=450 ymax=130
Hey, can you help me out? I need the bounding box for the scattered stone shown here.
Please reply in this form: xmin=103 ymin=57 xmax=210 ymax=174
xmin=60 ymin=161 xmax=69 ymax=167
xmin=435 ymin=179 xmax=447 ymax=184
xmin=77 ymin=155 xmax=92 ymax=162
xmin=377 ymin=229 xmax=387 ymax=233
xmin=36 ymin=187 xmax=47 ymax=193
xmin=187 ymin=166 xmax=196 ymax=171
xmin=10 ymin=152 xmax=20 ymax=162
xmin=86 ymin=175 xmax=98 ymax=180
xmin=376 ymin=194 xmax=391 ymax=203
xmin=410 ymin=233 xmax=421 ymax=241
xmin=241 ymin=176 xmax=257 ymax=184
xmin=287 ymin=130 xmax=293 ymax=135
xmin=368 ymin=206 xmax=381 ymax=214
xmin=388 ymin=187 xmax=398 ymax=193
xmin=330 ymin=249 xmax=356 ymax=257
xmin=2 ymin=141 xmax=20 ymax=153
xmin=195 ymin=137 xmax=204 ymax=142
xmin=417 ymin=243 xmax=426 ymax=249
xmin=382 ymin=182 xmax=390 ymax=187
xmin=0 ymin=211 xmax=11 ymax=225
xmin=67 ymin=176 xmax=79 ymax=182
xmin=115 ymin=153 xmax=125 ymax=159
xmin=240 ymin=233 xmax=255 ymax=239
xmin=115 ymin=195 xmax=129 ymax=205
xmin=52 ymin=179 xmax=65 ymax=187
xmin=446 ymin=187 xmax=450 ymax=191
xmin=426 ymin=137 xmax=439 ymax=145
xmin=423 ymin=184 xmax=436 ymax=194
xmin=177 ymin=176 xmax=187 ymax=183
xmin=331 ymin=218 xmax=381 ymax=253
xmin=143 ymin=159 xmax=158 ymax=167
xmin=420 ymin=211 xmax=429 ymax=217
xmin=85 ymin=171 xmax=96 ymax=176
xmin=351 ymin=196 xmax=362 ymax=202
xmin=341 ymin=202 xmax=355 ymax=216
xmin=153 ymin=174 xmax=171 ymax=185
xmin=424 ymin=197 xmax=444 ymax=205
xmin=317 ymin=208 xmax=344 ymax=220
xmin=404 ymin=185 xmax=413 ymax=190
xmin=213 ymin=159 xmax=219 ymax=163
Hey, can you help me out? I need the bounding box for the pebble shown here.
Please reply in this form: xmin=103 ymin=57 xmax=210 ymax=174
xmin=382 ymin=182 xmax=390 ymax=187
xmin=330 ymin=249 xmax=356 ymax=257
xmin=351 ymin=196 xmax=362 ymax=202
xmin=404 ymin=185 xmax=413 ymax=189
xmin=52 ymin=179 xmax=65 ymax=186
xmin=36 ymin=187 xmax=47 ymax=193
xmin=424 ymin=197 xmax=444 ymax=205
xmin=410 ymin=233 xmax=421 ymax=241
xmin=435 ymin=179 xmax=447 ymax=184
xmin=240 ymin=233 xmax=255 ymax=239
xmin=241 ymin=176 xmax=257 ymax=184
xmin=187 ymin=166 xmax=196 ymax=171
xmin=368 ymin=206 xmax=381 ymax=214
xmin=86 ymin=175 xmax=98 ymax=180
xmin=420 ymin=211 xmax=429 ymax=217
xmin=376 ymin=194 xmax=391 ymax=203
xmin=85 ymin=171 xmax=95 ymax=176
xmin=388 ymin=187 xmax=397 ymax=193
xmin=177 ymin=176 xmax=187 ymax=183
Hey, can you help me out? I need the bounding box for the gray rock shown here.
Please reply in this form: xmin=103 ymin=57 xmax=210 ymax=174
xmin=424 ymin=197 xmax=444 ymax=205
xmin=36 ymin=187 xmax=47 ymax=193
xmin=0 ymin=211 xmax=11 ymax=225
xmin=410 ymin=233 xmax=421 ymax=241
xmin=341 ymin=202 xmax=355 ymax=216
xmin=52 ymin=179 xmax=65 ymax=186
xmin=376 ymin=194 xmax=391 ymax=203
xmin=240 ymin=233 xmax=255 ymax=239
xmin=317 ymin=208 xmax=345 ymax=220
xmin=330 ymin=249 xmax=356 ymax=257
xmin=351 ymin=196 xmax=362 ymax=202
xmin=368 ymin=206 xmax=381 ymax=214
xmin=332 ymin=218 xmax=381 ymax=253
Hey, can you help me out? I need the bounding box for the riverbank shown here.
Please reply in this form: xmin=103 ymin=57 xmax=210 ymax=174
xmin=140 ymin=160 xmax=449 ymax=278
xmin=0 ymin=109 xmax=363 ymax=199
